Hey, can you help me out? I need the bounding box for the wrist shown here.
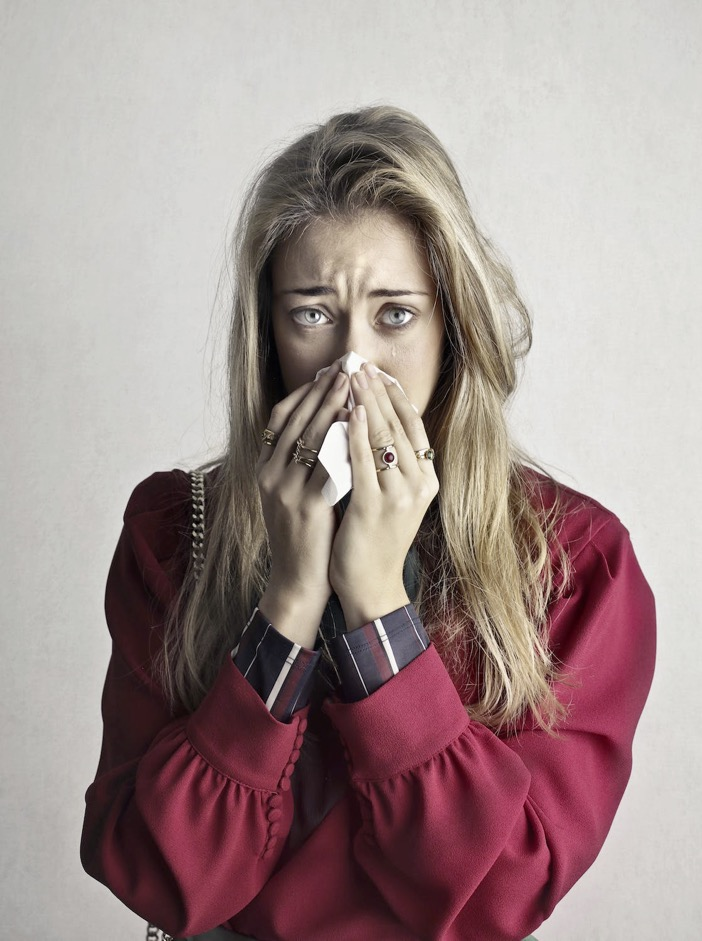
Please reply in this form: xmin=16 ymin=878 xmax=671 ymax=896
xmin=338 ymin=589 xmax=411 ymax=632
xmin=258 ymin=580 xmax=329 ymax=650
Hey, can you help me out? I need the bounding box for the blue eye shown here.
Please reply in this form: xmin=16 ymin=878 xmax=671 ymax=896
xmin=382 ymin=308 xmax=415 ymax=327
xmin=291 ymin=308 xmax=330 ymax=326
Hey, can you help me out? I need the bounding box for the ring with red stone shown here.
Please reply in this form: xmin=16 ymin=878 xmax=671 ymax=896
xmin=372 ymin=444 xmax=399 ymax=472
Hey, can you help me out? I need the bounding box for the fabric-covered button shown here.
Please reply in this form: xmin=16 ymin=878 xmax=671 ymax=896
xmin=261 ymin=846 xmax=273 ymax=859
xmin=268 ymin=822 xmax=281 ymax=836
xmin=289 ymin=748 xmax=301 ymax=763
xmin=279 ymin=776 xmax=291 ymax=791
xmin=283 ymin=762 xmax=296 ymax=777
xmin=267 ymin=808 xmax=282 ymax=822
xmin=293 ymin=734 xmax=304 ymax=749
xmin=297 ymin=718 xmax=308 ymax=734
xmin=268 ymin=794 xmax=282 ymax=808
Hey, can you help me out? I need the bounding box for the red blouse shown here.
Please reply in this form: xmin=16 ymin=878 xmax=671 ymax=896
xmin=80 ymin=468 xmax=656 ymax=940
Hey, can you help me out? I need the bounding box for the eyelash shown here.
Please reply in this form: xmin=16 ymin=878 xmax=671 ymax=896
xmin=290 ymin=307 xmax=416 ymax=330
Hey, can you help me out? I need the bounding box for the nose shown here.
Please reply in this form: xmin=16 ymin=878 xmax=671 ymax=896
xmin=338 ymin=318 xmax=381 ymax=370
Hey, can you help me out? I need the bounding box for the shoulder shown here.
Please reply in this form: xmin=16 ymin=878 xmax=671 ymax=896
xmin=123 ymin=469 xmax=191 ymax=518
xmin=123 ymin=464 xmax=222 ymax=525
xmin=522 ymin=469 xmax=655 ymax=658
xmin=521 ymin=466 xmax=632 ymax=564
xmin=117 ymin=464 xmax=222 ymax=591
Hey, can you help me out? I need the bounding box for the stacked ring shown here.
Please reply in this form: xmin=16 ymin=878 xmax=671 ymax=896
xmin=293 ymin=437 xmax=319 ymax=468
xmin=261 ymin=428 xmax=279 ymax=447
xmin=372 ymin=444 xmax=399 ymax=472
xmin=415 ymin=448 xmax=435 ymax=461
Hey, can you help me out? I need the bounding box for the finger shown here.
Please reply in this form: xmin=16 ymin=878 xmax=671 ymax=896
xmin=361 ymin=364 xmax=437 ymax=481
xmin=375 ymin=375 xmax=430 ymax=449
xmin=346 ymin=404 xmax=381 ymax=498
xmin=379 ymin=380 xmax=438 ymax=482
xmin=286 ymin=372 xmax=351 ymax=479
xmin=256 ymin=380 xmax=313 ymax=470
xmin=260 ymin=361 xmax=343 ymax=472
xmin=350 ymin=369 xmax=410 ymax=480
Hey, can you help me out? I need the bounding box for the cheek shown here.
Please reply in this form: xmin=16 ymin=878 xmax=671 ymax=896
xmin=396 ymin=335 xmax=444 ymax=413
xmin=275 ymin=342 xmax=329 ymax=393
xmin=272 ymin=319 xmax=308 ymax=389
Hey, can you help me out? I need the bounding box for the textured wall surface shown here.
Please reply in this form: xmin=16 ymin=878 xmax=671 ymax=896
xmin=1 ymin=1 xmax=699 ymax=938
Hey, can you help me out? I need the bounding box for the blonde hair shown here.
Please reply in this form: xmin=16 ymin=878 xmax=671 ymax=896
xmin=156 ymin=105 xmax=570 ymax=732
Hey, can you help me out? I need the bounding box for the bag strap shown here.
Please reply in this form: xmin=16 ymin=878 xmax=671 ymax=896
xmin=189 ymin=470 xmax=206 ymax=580
xmin=145 ymin=923 xmax=173 ymax=940
xmin=144 ymin=473 xmax=205 ymax=941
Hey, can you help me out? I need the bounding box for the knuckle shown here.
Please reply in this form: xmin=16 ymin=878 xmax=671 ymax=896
xmin=369 ymin=428 xmax=394 ymax=448
xmin=407 ymin=413 xmax=425 ymax=436
xmin=387 ymin=416 xmax=405 ymax=439
xmin=269 ymin=401 xmax=286 ymax=425
xmin=287 ymin=408 xmax=308 ymax=434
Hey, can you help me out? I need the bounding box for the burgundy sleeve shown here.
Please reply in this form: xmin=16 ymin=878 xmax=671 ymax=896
xmin=80 ymin=472 xmax=309 ymax=938
xmin=232 ymin=607 xmax=321 ymax=722
xmin=321 ymin=514 xmax=656 ymax=940
xmin=328 ymin=603 xmax=429 ymax=701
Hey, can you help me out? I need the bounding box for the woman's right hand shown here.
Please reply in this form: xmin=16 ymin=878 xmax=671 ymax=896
xmin=255 ymin=359 xmax=350 ymax=648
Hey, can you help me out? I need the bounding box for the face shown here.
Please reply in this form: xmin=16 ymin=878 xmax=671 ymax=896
xmin=270 ymin=210 xmax=445 ymax=417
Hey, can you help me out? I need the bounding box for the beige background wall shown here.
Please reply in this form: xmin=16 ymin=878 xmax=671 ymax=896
xmin=2 ymin=1 xmax=700 ymax=938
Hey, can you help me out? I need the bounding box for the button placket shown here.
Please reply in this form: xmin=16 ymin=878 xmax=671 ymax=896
xmin=261 ymin=714 xmax=307 ymax=859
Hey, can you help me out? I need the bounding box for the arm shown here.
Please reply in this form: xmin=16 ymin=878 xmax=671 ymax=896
xmin=322 ymin=517 xmax=656 ymax=940
xmin=80 ymin=473 xmax=308 ymax=937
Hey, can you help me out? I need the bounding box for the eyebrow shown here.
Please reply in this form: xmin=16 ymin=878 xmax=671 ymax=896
xmin=280 ymin=286 xmax=430 ymax=298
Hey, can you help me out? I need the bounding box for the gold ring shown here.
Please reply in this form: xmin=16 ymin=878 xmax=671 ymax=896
xmin=261 ymin=428 xmax=279 ymax=446
xmin=296 ymin=437 xmax=319 ymax=456
xmin=415 ymin=448 xmax=435 ymax=461
xmin=293 ymin=454 xmax=317 ymax=468
xmin=293 ymin=438 xmax=318 ymax=468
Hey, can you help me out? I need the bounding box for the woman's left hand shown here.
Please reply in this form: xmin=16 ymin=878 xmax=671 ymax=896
xmin=329 ymin=362 xmax=439 ymax=630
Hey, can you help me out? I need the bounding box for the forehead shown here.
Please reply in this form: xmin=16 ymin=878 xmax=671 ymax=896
xmin=271 ymin=211 xmax=434 ymax=291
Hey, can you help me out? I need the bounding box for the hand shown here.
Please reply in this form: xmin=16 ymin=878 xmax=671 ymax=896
xmin=329 ymin=362 xmax=439 ymax=630
xmin=256 ymin=360 xmax=350 ymax=646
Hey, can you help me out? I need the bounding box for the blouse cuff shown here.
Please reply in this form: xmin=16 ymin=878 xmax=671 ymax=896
xmin=231 ymin=607 xmax=321 ymax=723
xmin=327 ymin=603 xmax=430 ymax=702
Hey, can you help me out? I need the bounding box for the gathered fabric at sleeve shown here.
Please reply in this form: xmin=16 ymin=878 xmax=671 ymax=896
xmin=80 ymin=471 xmax=310 ymax=938
xmin=321 ymin=509 xmax=656 ymax=941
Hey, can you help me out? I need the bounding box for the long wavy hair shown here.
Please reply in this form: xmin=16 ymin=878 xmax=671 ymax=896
xmin=156 ymin=104 xmax=570 ymax=733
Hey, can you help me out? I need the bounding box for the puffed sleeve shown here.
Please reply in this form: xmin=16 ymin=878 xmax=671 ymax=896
xmin=321 ymin=511 xmax=656 ymax=941
xmin=80 ymin=471 xmax=309 ymax=938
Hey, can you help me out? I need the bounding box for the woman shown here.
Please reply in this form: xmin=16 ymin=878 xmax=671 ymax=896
xmin=80 ymin=106 xmax=656 ymax=941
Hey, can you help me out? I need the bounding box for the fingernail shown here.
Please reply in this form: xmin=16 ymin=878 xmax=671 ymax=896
xmin=364 ymin=362 xmax=379 ymax=378
xmin=380 ymin=373 xmax=393 ymax=385
xmin=354 ymin=370 xmax=369 ymax=389
xmin=355 ymin=405 xmax=366 ymax=422
xmin=333 ymin=371 xmax=347 ymax=391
